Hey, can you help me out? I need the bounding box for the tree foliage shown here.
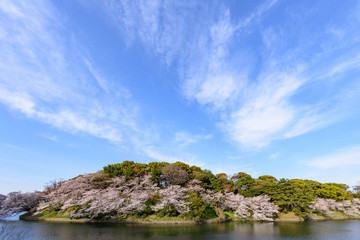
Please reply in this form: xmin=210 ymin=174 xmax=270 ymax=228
xmin=231 ymin=172 xmax=255 ymax=196
xmin=186 ymin=191 xmax=215 ymax=220
xmin=264 ymin=179 xmax=315 ymax=217
xmin=316 ymin=183 xmax=351 ymax=200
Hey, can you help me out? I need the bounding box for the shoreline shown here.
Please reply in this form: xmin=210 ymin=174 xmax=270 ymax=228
xmin=20 ymin=214 xmax=360 ymax=224
xmin=20 ymin=215 xmax=232 ymax=225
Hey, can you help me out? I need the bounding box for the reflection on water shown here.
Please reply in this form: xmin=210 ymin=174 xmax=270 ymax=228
xmin=1 ymin=219 xmax=360 ymax=240
xmin=231 ymin=221 xmax=278 ymax=237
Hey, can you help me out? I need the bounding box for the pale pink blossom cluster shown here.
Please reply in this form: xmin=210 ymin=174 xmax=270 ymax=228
xmin=309 ymin=198 xmax=360 ymax=216
xmin=151 ymin=185 xmax=190 ymax=213
xmin=0 ymin=192 xmax=39 ymax=217
xmin=34 ymin=174 xmax=190 ymax=219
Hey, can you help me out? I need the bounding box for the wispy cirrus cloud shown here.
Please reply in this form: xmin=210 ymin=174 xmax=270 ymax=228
xmin=175 ymin=131 xmax=212 ymax=147
xmin=4 ymin=0 xmax=360 ymax=156
xmin=307 ymin=145 xmax=360 ymax=169
xmin=97 ymin=0 xmax=360 ymax=149
xmin=142 ymin=146 xmax=204 ymax=167
xmin=304 ymin=144 xmax=360 ymax=186
xmin=182 ymin=9 xmax=240 ymax=110
xmin=0 ymin=0 xmax=138 ymax=143
xmin=0 ymin=0 xmax=211 ymax=165
xmin=98 ymin=0 xmax=359 ymax=150
xmin=102 ymin=0 xmax=213 ymax=65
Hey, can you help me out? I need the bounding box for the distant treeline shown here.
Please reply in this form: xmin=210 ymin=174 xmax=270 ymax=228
xmin=103 ymin=161 xmax=359 ymax=217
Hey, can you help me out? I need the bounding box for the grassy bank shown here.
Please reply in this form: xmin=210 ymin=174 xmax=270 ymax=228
xmin=20 ymin=214 xmax=231 ymax=224
xmin=20 ymin=211 xmax=360 ymax=224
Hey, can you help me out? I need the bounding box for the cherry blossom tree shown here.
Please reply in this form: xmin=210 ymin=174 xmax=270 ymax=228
xmin=0 ymin=192 xmax=40 ymax=217
xmin=0 ymin=194 xmax=5 ymax=209
xmin=152 ymin=185 xmax=190 ymax=214
xmin=34 ymin=174 xmax=161 ymax=219
xmin=309 ymin=198 xmax=360 ymax=216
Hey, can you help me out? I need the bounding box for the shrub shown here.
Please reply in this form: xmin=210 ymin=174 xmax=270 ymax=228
xmin=186 ymin=191 xmax=207 ymax=220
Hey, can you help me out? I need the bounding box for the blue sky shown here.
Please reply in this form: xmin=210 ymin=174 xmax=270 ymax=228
xmin=1 ymin=0 xmax=360 ymax=194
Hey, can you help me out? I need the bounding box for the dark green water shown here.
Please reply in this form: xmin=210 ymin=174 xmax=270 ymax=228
xmin=1 ymin=220 xmax=360 ymax=240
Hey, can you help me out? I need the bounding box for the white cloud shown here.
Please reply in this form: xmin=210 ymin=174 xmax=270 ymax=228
xmin=82 ymin=58 xmax=110 ymax=92
xmin=103 ymin=0 xmax=205 ymax=65
xmin=202 ymin=2 xmax=360 ymax=149
xmin=235 ymin=0 xmax=278 ymax=30
xmin=0 ymin=0 xmax=206 ymax=167
xmin=142 ymin=146 xmax=205 ymax=168
xmin=194 ymin=74 xmax=238 ymax=108
xmin=227 ymin=104 xmax=293 ymax=148
xmin=81 ymin=0 xmax=360 ymax=150
xmin=222 ymin=71 xmax=305 ymax=148
xmin=144 ymin=147 xmax=186 ymax=163
xmin=269 ymin=153 xmax=279 ymax=159
xmin=0 ymin=0 xmax=141 ymax=145
xmin=0 ymin=89 xmax=36 ymax=116
xmin=3 ymin=144 xmax=26 ymax=151
xmin=98 ymin=0 xmax=305 ymax=149
xmin=307 ymin=145 xmax=360 ymax=169
xmin=101 ymin=1 xmax=242 ymax=110
xmin=317 ymin=54 xmax=360 ymax=80
xmin=283 ymin=111 xmax=329 ymax=139
xmin=182 ymin=9 xmax=240 ymax=110
xmin=41 ymin=134 xmax=59 ymax=142
xmin=175 ymin=131 xmax=212 ymax=147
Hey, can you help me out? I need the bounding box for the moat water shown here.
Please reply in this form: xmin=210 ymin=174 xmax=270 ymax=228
xmin=1 ymin=219 xmax=360 ymax=240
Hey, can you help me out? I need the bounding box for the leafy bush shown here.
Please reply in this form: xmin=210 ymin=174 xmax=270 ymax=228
xmin=186 ymin=191 xmax=216 ymax=220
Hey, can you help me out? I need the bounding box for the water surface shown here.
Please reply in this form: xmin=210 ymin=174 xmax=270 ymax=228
xmin=1 ymin=220 xmax=359 ymax=240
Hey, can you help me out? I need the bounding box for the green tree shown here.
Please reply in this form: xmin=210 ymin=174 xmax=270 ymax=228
xmin=216 ymin=173 xmax=234 ymax=192
xmin=266 ymin=179 xmax=316 ymax=218
xmin=132 ymin=163 xmax=148 ymax=177
xmin=316 ymin=183 xmax=349 ymax=200
xmin=195 ymin=170 xmax=223 ymax=192
xmin=231 ymin=172 xmax=254 ymax=196
xmin=186 ymin=191 xmax=216 ymax=220
xmin=258 ymin=175 xmax=278 ymax=183
xmin=146 ymin=162 xmax=169 ymax=184
xmin=103 ymin=160 xmax=135 ymax=178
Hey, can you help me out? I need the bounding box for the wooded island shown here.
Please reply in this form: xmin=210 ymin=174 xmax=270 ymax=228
xmin=1 ymin=160 xmax=359 ymax=223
